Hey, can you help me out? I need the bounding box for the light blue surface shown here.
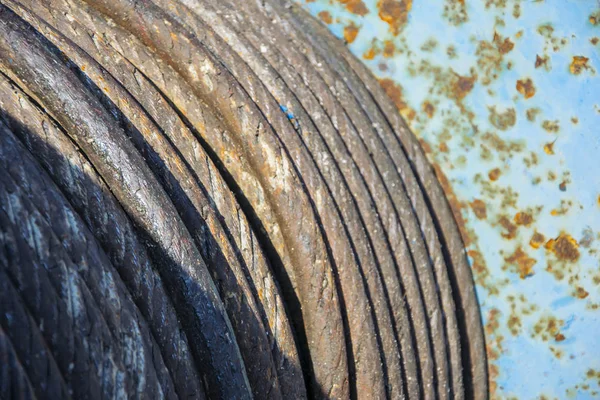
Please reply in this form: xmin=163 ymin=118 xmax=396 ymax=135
xmin=295 ymin=0 xmax=600 ymax=398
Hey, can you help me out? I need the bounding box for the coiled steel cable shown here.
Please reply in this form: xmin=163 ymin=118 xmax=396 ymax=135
xmin=0 ymin=1 xmax=487 ymax=399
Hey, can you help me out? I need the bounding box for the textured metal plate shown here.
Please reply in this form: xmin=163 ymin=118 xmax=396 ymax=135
xmin=295 ymin=0 xmax=600 ymax=398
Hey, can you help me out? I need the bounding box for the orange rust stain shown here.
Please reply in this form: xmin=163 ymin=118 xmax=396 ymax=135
xmin=559 ymin=181 xmax=567 ymax=191
xmin=453 ymin=74 xmax=476 ymax=100
xmin=317 ymin=10 xmax=333 ymax=24
xmin=533 ymin=315 xmax=565 ymax=342
xmin=543 ymin=141 xmax=555 ymax=155
xmin=598 ymin=195 xmax=600 ymax=207
xmin=494 ymin=32 xmax=515 ymax=54
xmin=488 ymin=168 xmax=501 ymax=181
xmin=470 ymin=199 xmax=487 ymax=219
xmin=438 ymin=141 xmax=449 ymax=153
xmin=378 ymin=78 xmax=416 ymax=121
xmin=378 ymin=0 xmax=413 ymax=36
xmin=514 ymin=212 xmax=533 ymax=226
xmin=516 ymin=78 xmax=536 ymax=99
xmin=418 ymin=138 xmax=432 ymax=154
xmin=505 ymin=246 xmax=537 ymax=279
xmin=422 ymin=100 xmax=435 ymax=118
xmin=498 ymin=215 xmax=518 ymax=239
xmin=575 ymin=287 xmax=589 ymax=299
xmin=337 ymin=0 xmax=369 ymax=16
xmin=592 ymin=37 xmax=599 ymax=46
xmin=484 ymin=307 xmax=503 ymax=399
xmin=530 ymin=232 xmax=546 ymax=249
xmin=382 ymin=40 xmax=396 ymax=58
xmin=526 ymin=107 xmax=541 ymax=122
xmin=545 ymin=233 xmax=580 ymax=262
xmin=343 ymin=21 xmax=360 ymax=44
xmin=485 ymin=308 xmax=501 ymax=336
xmin=542 ymin=120 xmax=560 ymax=133
xmin=590 ymin=12 xmax=599 ymax=26
xmin=363 ymin=46 xmax=377 ymax=60
xmin=570 ymin=56 xmax=590 ymax=75
xmin=488 ymin=106 xmax=516 ymax=130
xmin=467 ymin=249 xmax=490 ymax=284
xmin=535 ymin=54 xmax=550 ymax=69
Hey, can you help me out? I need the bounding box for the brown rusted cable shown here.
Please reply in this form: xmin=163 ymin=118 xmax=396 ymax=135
xmin=0 ymin=1 xmax=487 ymax=399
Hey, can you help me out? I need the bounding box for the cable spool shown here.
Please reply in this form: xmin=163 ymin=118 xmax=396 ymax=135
xmin=0 ymin=1 xmax=487 ymax=399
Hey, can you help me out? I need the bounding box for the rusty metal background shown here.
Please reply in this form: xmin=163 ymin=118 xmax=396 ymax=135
xmin=294 ymin=0 xmax=600 ymax=398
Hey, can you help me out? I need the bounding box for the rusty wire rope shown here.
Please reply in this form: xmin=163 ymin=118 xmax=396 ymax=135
xmin=0 ymin=1 xmax=487 ymax=399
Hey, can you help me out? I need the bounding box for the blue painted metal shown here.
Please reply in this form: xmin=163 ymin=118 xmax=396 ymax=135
xmin=294 ymin=0 xmax=600 ymax=398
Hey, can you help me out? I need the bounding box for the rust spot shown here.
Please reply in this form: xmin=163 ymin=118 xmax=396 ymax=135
xmin=575 ymin=287 xmax=589 ymax=299
xmin=420 ymin=38 xmax=438 ymax=52
xmin=467 ymin=249 xmax=493 ymax=292
xmin=526 ymin=107 xmax=541 ymax=122
xmin=545 ymin=233 xmax=580 ymax=262
xmin=532 ymin=315 xmax=565 ymax=342
xmin=505 ymin=246 xmax=537 ymax=278
xmin=470 ymin=199 xmax=487 ymax=219
xmin=507 ymin=310 xmax=522 ymax=336
xmin=488 ymin=106 xmax=516 ymax=130
xmin=555 ymin=333 xmax=566 ymax=342
xmin=537 ymin=23 xmax=555 ymax=38
xmin=579 ymin=227 xmax=594 ymax=248
xmin=514 ymin=212 xmax=533 ymax=226
xmin=530 ymin=232 xmax=546 ymax=249
xmin=363 ymin=46 xmax=378 ymax=60
xmin=453 ymin=74 xmax=476 ymax=100
xmin=559 ymin=181 xmax=567 ymax=192
xmin=442 ymin=0 xmax=468 ymax=26
xmin=419 ymin=138 xmax=432 ymax=154
xmin=498 ymin=215 xmax=518 ymax=239
xmin=543 ymin=141 xmax=555 ymax=155
xmin=378 ymin=0 xmax=412 ymax=36
xmin=382 ymin=40 xmax=396 ymax=58
xmin=378 ymin=78 xmax=416 ymax=120
xmin=542 ymin=120 xmax=560 ymax=133
xmin=439 ymin=141 xmax=449 ymax=153
xmin=535 ymin=54 xmax=550 ymax=70
xmin=494 ymin=31 xmax=515 ymax=54
xmin=421 ymin=100 xmax=435 ymax=118
xmin=488 ymin=168 xmax=501 ymax=181
xmin=570 ymin=56 xmax=590 ymax=75
xmin=590 ymin=11 xmax=600 ymax=26
xmin=317 ymin=11 xmax=333 ymax=24
xmin=343 ymin=22 xmax=360 ymax=44
xmin=447 ymin=45 xmax=457 ymax=59
xmin=591 ymin=37 xmax=599 ymax=46
xmin=337 ymin=0 xmax=369 ymax=16
xmin=512 ymin=3 xmax=521 ymax=18
xmin=485 ymin=308 xmax=501 ymax=336
xmin=516 ymin=78 xmax=536 ymax=99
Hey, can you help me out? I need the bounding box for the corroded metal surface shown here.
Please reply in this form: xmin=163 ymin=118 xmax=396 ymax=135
xmin=0 ymin=1 xmax=486 ymax=399
xmin=296 ymin=0 xmax=600 ymax=398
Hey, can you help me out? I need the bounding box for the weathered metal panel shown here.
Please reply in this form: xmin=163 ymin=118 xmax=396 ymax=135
xmin=295 ymin=0 xmax=600 ymax=398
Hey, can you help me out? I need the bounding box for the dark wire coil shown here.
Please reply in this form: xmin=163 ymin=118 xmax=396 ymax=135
xmin=0 ymin=1 xmax=487 ymax=399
